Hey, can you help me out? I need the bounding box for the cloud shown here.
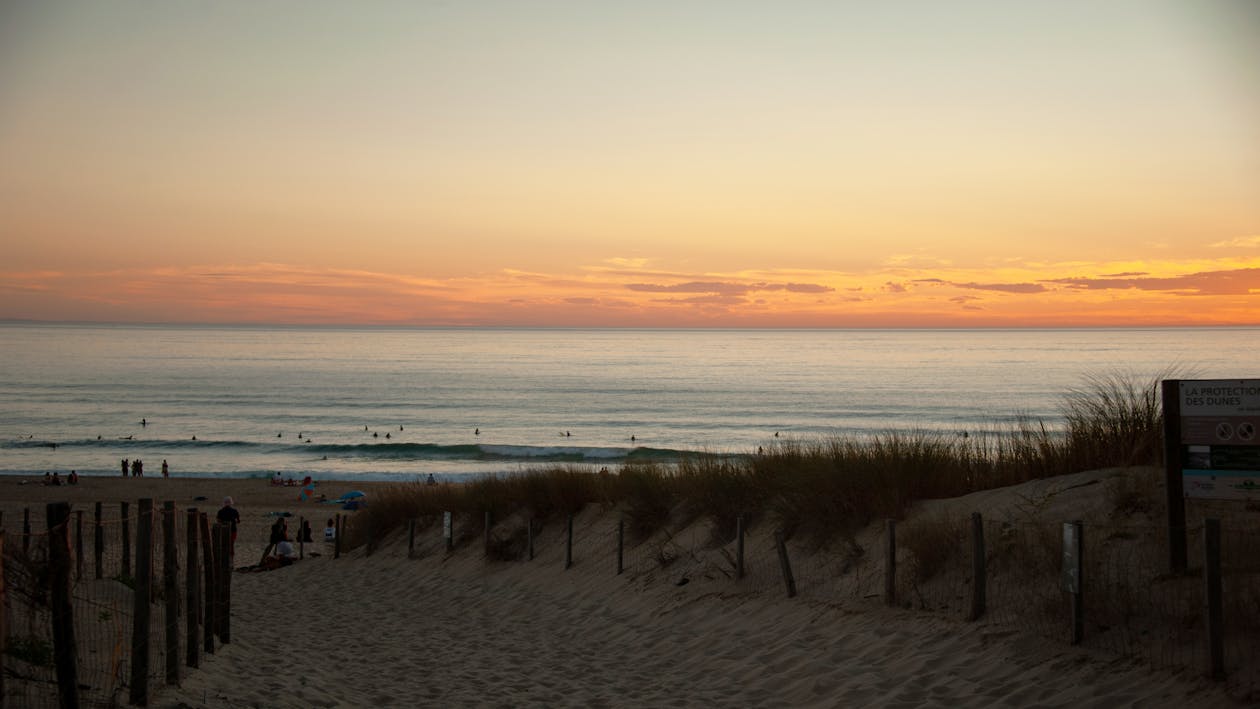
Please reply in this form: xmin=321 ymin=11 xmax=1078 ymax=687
xmin=950 ymin=282 xmax=1048 ymax=294
xmin=603 ymin=257 xmax=651 ymax=269
xmin=884 ymin=282 xmax=906 ymax=293
xmin=625 ymin=280 xmax=834 ymax=296
xmin=915 ymin=278 xmax=1047 ymax=294
xmin=1049 ymin=268 xmax=1260 ymax=296
xmin=1209 ymin=235 xmax=1260 ymax=249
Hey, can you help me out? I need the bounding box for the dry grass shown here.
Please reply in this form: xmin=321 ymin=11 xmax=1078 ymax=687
xmin=347 ymin=371 xmax=1174 ymax=552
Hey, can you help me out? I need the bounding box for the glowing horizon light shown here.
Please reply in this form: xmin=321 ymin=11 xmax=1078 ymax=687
xmin=1 ymin=2 xmax=1257 ymax=328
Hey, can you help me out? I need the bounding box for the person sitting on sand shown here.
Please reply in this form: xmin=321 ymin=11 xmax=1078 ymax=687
xmin=256 ymin=536 xmax=299 ymax=571
xmin=324 ymin=518 xmax=336 ymax=542
xmin=275 ymin=537 xmax=299 ymax=565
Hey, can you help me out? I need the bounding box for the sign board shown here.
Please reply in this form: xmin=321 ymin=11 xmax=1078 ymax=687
xmin=1176 ymin=379 xmax=1260 ymax=501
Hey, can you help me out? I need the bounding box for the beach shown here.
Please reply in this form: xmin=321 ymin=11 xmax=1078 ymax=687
xmin=3 ymin=472 xmax=1247 ymax=708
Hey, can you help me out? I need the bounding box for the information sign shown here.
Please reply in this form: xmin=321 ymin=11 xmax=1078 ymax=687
xmin=1177 ymin=379 xmax=1260 ymax=501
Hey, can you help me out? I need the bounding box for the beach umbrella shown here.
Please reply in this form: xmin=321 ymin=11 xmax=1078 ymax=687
xmin=340 ymin=490 xmax=366 ymax=499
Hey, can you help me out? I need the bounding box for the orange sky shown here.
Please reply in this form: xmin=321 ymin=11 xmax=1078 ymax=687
xmin=2 ymin=1 xmax=1258 ymax=327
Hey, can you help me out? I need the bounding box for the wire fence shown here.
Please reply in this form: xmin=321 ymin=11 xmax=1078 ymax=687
xmin=374 ymin=506 xmax=1259 ymax=701
xmin=10 ymin=499 xmax=1254 ymax=705
xmin=3 ymin=501 xmax=230 ymax=708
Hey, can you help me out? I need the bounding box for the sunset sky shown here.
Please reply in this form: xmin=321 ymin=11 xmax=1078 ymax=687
xmin=2 ymin=0 xmax=1258 ymax=327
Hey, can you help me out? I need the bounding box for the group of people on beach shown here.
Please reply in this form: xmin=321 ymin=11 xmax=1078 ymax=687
xmin=214 ymin=493 xmax=340 ymax=574
xmin=42 ymin=470 xmax=79 ymax=486
xmin=119 ymin=458 xmax=169 ymax=477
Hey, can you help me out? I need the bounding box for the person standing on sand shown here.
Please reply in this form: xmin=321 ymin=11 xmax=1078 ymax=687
xmin=217 ymin=497 xmax=240 ymax=552
xmin=161 ymin=460 xmax=169 ymax=478
xmin=122 ymin=459 xmax=129 ymax=477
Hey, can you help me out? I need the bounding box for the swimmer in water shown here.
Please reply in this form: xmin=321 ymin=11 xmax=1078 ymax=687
xmin=475 ymin=428 xmax=480 ymax=435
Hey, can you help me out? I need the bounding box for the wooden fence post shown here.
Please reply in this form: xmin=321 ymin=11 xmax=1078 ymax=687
xmin=94 ymin=501 xmax=104 ymax=580
xmin=884 ymin=519 xmax=897 ymax=606
xmin=199 ymin=513 xmax=216 ymax=656
xmin=1204 ymin=518 xmax=1225 ymax=680
xmin=47 ymin=502 xmax=80 ymax=709
xmin=163 ymin=501 xmax=179 ymax=685
xmin=968 ymin=512 xmax=986 ymax=621
xmin=298 ymin=516 xmax=305 ymax=561
xmin=774 ymin=529 xmax=797 ymax=598
xmin=121 ymin=500 xmax=132 ymax=578
xmin=444 ymin=512 xmax=453 ymax=554
xmin=616 ymin=519 xmax=624 ymax=575
xmin=334 ymin=514 xmax=343 ymax=559
xmin=564 ymin=514 xmax=574 ymax=570
xmin=216 ymin=524 xmax=232 ymax=644
xmin=1062 ymin=521 xmax=1084 ymax=645
xmin=0 ymin=530 xmax=6 ymax=706
xmin=129 ymin=498 xmax=154 ymax=706
xmin=74 ymin=510 xmax=84 ymax=582
xmin=407 ymin=519 xmax=416 ymax=559
xmin=186 ymin=508 xmax=200 ymax=669
xmin=736 ymin=515 xmax=745 ymax=581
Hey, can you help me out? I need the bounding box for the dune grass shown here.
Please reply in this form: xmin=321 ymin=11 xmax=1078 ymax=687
xmin=345 ymin=371 xmax=1173 ymax=550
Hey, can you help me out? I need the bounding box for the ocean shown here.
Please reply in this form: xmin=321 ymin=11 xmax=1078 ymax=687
xmin=2 ymin=324 xmax=1257 ymax=481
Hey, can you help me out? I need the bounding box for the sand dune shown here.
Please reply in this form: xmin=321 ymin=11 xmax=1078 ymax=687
xmin=2 ymin=472 xmax=1244 ymax=707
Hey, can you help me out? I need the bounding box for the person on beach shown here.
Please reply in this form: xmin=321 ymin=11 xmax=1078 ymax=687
xmin=299 ymin=475 xmax=316 ymax=501
xmin=161 ymin=459 xmax=169 ymax=478
xmin=425 ymin=473 xmax=436 ymax=486
xmin=217 ymin=497 xmax=241 ymax=551
xmin=68 ymin=470 xmax=78 ymax=485
xmin=324 ymin=518 xmax=336 ymax=542
xmin=122 ymin=459 xmax=129 ymax=477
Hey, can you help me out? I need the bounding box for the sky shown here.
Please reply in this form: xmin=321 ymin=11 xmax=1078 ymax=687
xmin=1 ymin=0 xmax=1258 ymax=328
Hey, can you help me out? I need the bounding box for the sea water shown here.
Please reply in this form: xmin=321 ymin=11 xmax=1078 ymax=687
xmin=2 ymin=324 xmax=1257 ymax=480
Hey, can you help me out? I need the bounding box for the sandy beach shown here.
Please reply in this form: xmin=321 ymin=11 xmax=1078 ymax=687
xmin=3 ymin=472 xmax=1247 ymax=708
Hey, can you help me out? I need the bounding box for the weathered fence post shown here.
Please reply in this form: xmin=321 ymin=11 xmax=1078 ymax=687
xmin=774 ymin=529 xmax=797 ymax=598
xmin=334 ymin=514 xmax=343 ymax=559
xmin=564 ymin=514 xmax=574 ymax=570
xmin=616 ymin=519 xmax=624 ymax=575
xmin=884 ymin=519 xmax=896 ymax=606
xmin=407 ymin=518 xmax=416 ymax=559
xmin=199 ymin=513 xmax=215 ymax=656
xmin=129 ymin=498 xmax=154 ymax=706
xmin=1204 ymin=518 xmax=1225 ymax=680
xmin=47 ymin=502 xmax=80 ymax=709
xmin=968 ymin=512 xmax=986 ymax=621
xmin=1062 ymin=520 xmax=1084 ymax=645
xmin=75 ymin=510 xmax=84 ymax=581
xmin=527 ymin=517 xmax=534 ymax=561
xmin=121 ymin=500 xmax=132 ymax=578
xmin=298 ymin=516 xmax=305 ymax=561
xmin=443 ymin=512 xmax=453 ymax=553
xmin=186 ymin=508 xmax=200 ymax=669
xmin=215 ymin=524 xmax=232 ymax=644
xmin=94 ymin=501 xmax=104 ymax=580
xmin=163 ymin=501 xmax=179 ymax=685
xmin=484 ymin=511 xmax=492 ymax=558
xmin=736 ymin=515 xmax=745 ymax=580
xmin=0 ymin=530 xmax=6 ymax=706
